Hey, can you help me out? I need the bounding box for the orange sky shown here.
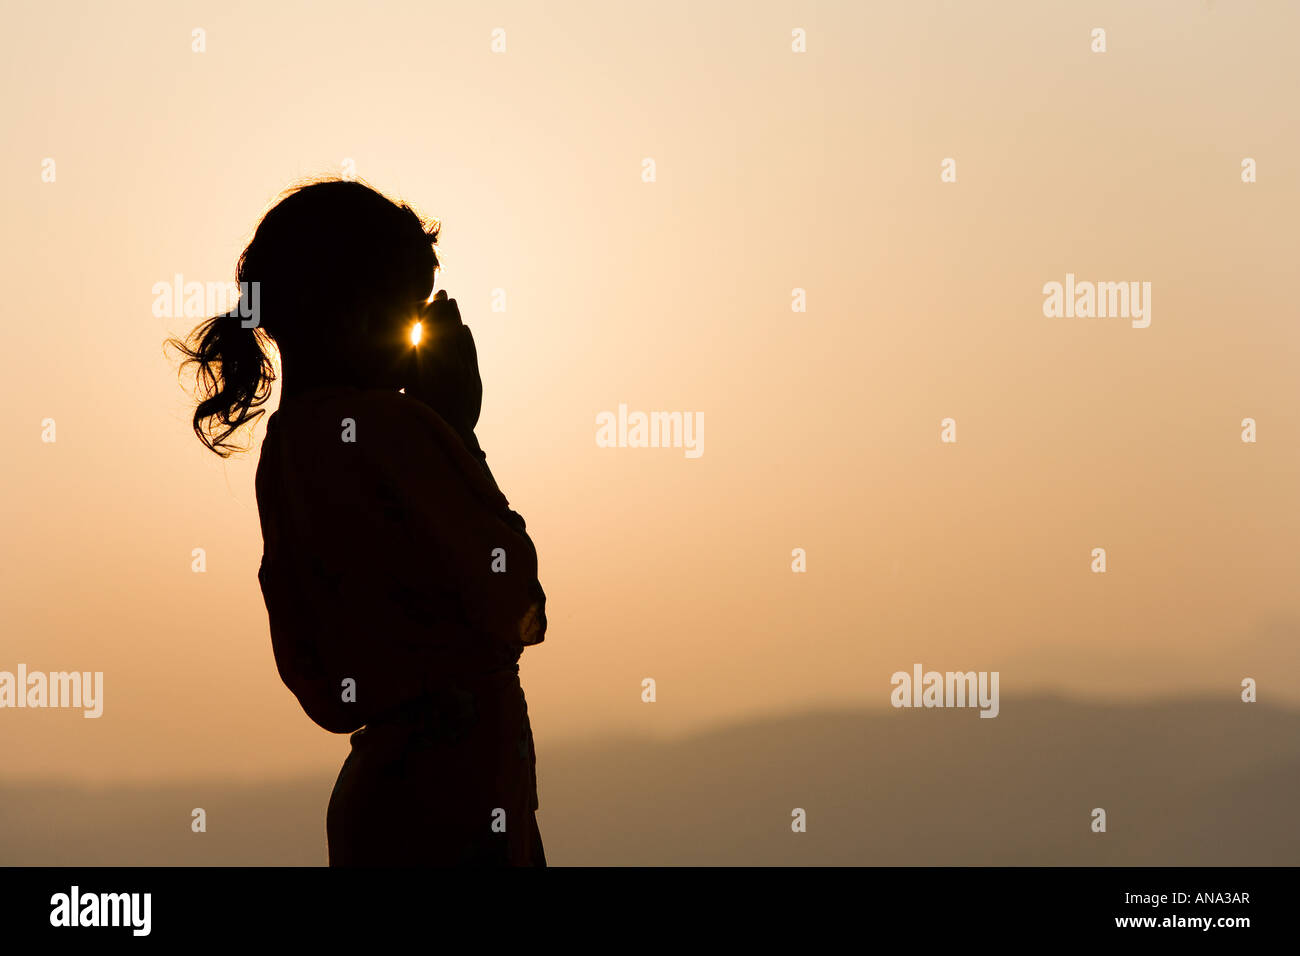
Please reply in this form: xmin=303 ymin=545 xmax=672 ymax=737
xmin=2 ymin=0 xmax=1297 ymax=783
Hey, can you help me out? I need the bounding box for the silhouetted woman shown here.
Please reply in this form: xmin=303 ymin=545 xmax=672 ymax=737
xmin=171 ymin=179 xmax=547 ymax=866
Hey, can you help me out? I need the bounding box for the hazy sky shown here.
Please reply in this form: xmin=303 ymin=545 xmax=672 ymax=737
xmin=2 ymin=0 xmax=1297 ymax=783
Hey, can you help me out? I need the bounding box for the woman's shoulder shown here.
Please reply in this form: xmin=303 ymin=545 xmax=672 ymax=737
xmin=263 ymin=386 xmax=505 ymax=506
xmin=268 ymin=386 xmax=444 ymax=446
xmin=273 ymin=384 xmax=405 ymax=422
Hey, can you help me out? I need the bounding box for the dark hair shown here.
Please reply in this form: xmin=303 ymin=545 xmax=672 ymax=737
xmin=168 ymin=178 xmax=440 ymax=456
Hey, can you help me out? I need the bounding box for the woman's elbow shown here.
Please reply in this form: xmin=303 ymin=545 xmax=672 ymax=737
xmin=294 ymin=688 xmax=365 ymax=734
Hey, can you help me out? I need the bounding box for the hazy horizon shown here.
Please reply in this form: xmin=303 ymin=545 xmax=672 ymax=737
xmin=5 ymin=695 xmax=1298 ymax=865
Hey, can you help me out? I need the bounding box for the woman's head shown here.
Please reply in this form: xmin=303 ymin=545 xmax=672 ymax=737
xmin=170 ymin=178 xmax=439 ymax=455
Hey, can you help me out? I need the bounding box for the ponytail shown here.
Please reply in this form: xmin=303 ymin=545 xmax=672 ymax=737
xmin=169 ymin=310 xmax=276 ymax=457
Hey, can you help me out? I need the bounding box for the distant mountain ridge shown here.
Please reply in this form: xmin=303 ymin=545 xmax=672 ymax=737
xmin=2 ymin=696 xmax=1296 ymax=865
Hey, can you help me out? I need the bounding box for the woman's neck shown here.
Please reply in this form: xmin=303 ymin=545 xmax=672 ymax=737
xmin=279 ymin=356 xmax=398 ymax=401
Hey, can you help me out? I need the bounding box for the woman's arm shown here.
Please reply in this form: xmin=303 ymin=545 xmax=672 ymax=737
xmin=358 ymin=392 xmax=546 ymax=648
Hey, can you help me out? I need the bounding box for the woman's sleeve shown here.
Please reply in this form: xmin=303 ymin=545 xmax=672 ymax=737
xmin=357 ymin=394 xmax=547 ymax=650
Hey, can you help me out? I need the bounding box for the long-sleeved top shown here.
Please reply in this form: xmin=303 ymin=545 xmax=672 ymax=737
xmin=254 ymin=386 xmax=547 ymax=863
